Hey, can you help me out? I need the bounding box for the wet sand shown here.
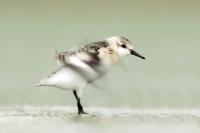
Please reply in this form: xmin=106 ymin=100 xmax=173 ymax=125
xmin=0 ymin=106 xmax=200 ymax=133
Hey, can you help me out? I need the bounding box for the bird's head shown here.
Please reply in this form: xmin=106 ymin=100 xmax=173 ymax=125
xmin=106 ymin=36 xmax=145 ymax=59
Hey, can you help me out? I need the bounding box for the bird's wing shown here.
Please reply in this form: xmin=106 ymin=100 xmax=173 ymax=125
xmin=54 ymin=42 xmax=103 ymax=67
xmin=53 ymin=49 xmax=77 ymax=66
xmin=53 ymin=49 xmax=99 ymax=81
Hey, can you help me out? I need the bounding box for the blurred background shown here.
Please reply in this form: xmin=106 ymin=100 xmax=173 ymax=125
xmin=0 ymin=0 xmax=199 ymax=108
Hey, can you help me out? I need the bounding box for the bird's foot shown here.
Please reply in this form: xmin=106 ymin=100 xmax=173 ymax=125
xmin=78 ymin=110 xmax=88 ymax=115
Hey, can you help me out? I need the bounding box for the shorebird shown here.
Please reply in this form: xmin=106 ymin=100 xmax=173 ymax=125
xmin=35 ymin=36 xmax=145 ymax=114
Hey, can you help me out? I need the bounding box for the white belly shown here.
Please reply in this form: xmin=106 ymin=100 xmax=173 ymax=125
xmin=41 ymin=67 xmax=87 ymax=90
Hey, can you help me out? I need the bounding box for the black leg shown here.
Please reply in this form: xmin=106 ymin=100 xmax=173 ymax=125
xmin=73 ymin=90 xmax=87 ymax=114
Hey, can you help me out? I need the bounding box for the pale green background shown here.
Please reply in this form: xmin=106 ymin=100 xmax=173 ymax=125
xmin=0 ymin=0 xmax=199 ymax=108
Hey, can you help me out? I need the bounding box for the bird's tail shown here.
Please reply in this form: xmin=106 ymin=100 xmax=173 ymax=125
xmin=34 ymin=79 xmax=48 ymax=86
xmin=34 ymin=82 xmax=42 ymax=86
xmin=34 ymin=82 xmax=44 ymax=86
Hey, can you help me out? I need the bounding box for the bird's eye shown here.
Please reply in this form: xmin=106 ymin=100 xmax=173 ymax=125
xmin=121 ymin=44 xmax=126 ymax=48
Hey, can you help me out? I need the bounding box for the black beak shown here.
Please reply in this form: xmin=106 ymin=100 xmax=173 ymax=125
xmin=130 ymin=49 xmax=146 ymax=59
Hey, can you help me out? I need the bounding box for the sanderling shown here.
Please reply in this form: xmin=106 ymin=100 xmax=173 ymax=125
xmin=35 ymin=36 xmax=145 ymax=114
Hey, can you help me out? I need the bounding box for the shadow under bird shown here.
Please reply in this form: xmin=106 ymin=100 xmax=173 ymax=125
xmin=35 ymin=36 xmax=145 ymax=114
